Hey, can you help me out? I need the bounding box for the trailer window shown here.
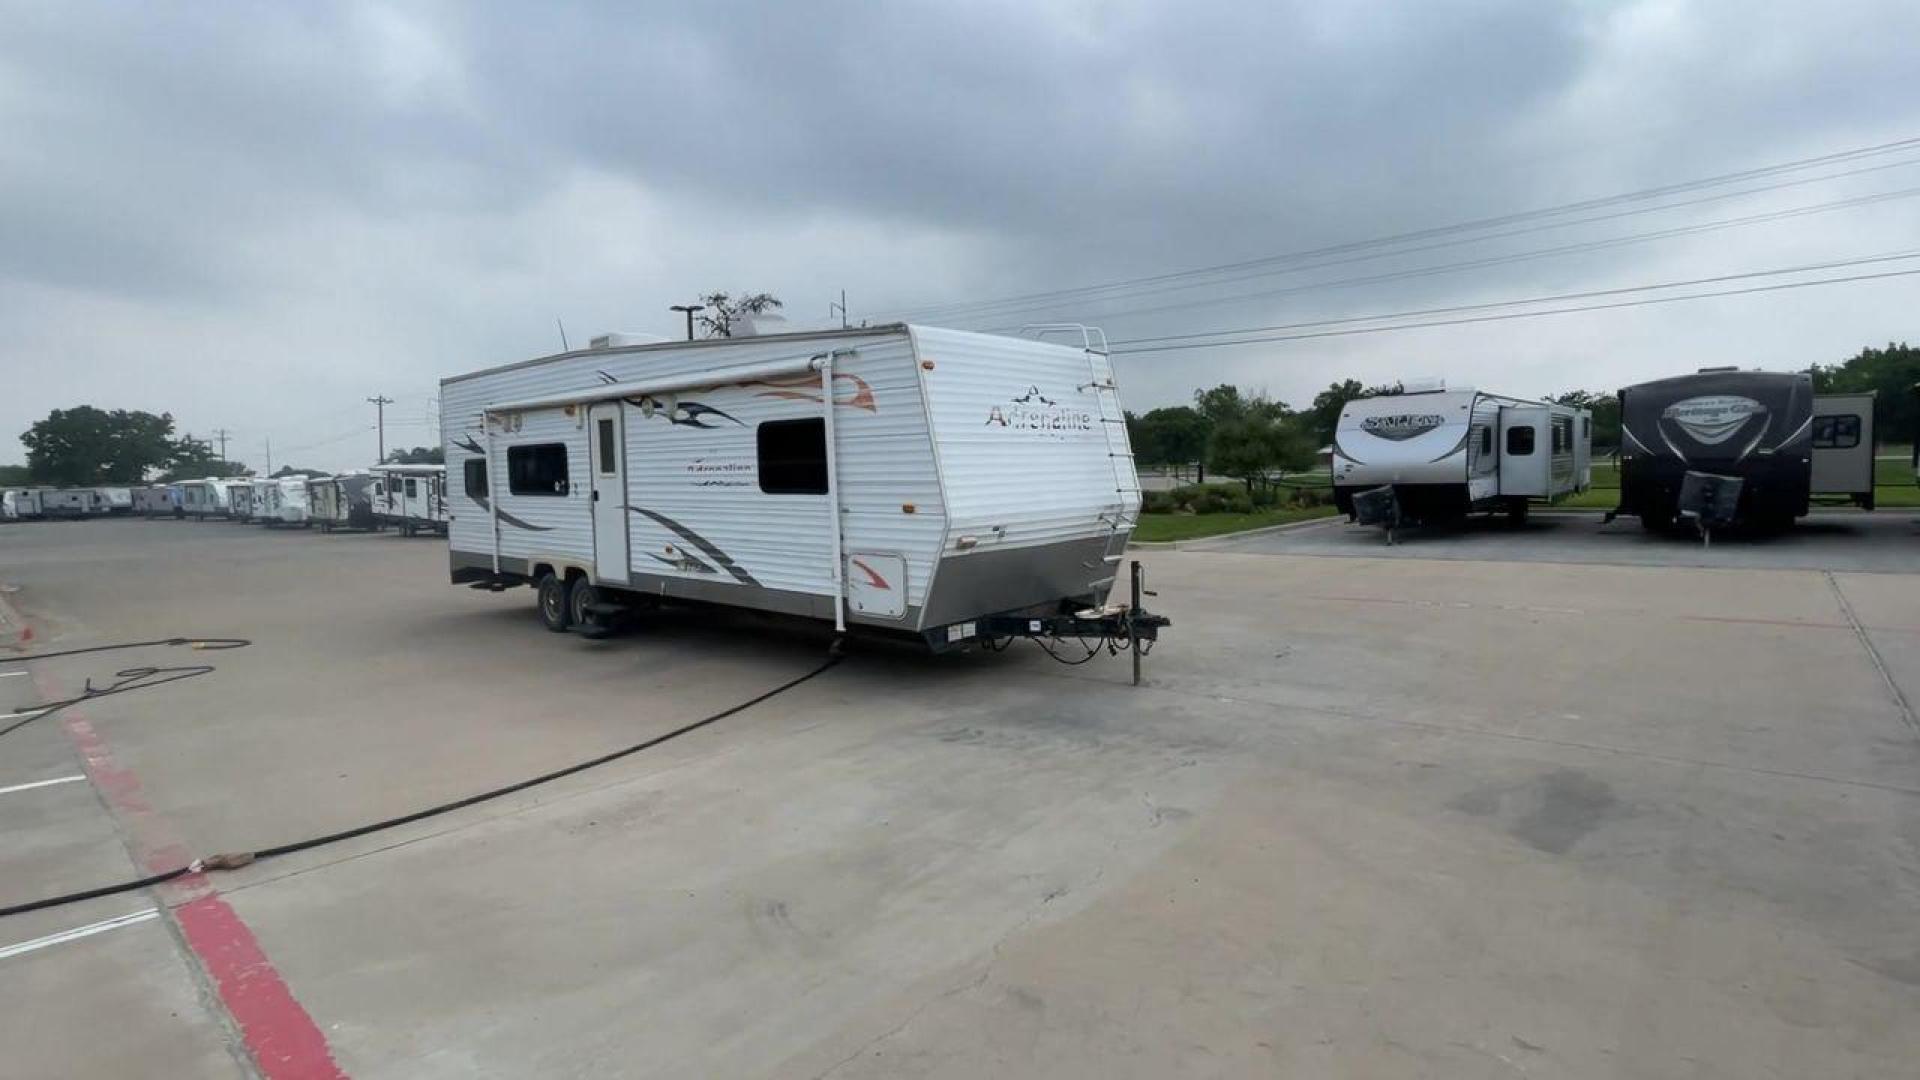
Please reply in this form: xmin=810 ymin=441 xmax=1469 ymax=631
xmin=1506 ymin=426 xmax=1535 ymax=456
xmin=596 ymin=418 xmax=617 ymax=474
xmin=757 ymin=419 xmax=828 ymax=495
xmin=507 ymin=444 xmax=571 ymax=496
xmin=464 ymin=459 xmax=487 ymax=498
xmin=404 ymin=478 xmax=418 ymax=497
xmin=1581 ymin=416 xmax=1590 ymax=439
xmin=1479 ymin=428 xmax=1492 ymax=456
xmin=1812 ymin=415 xmax=1860 ymax=450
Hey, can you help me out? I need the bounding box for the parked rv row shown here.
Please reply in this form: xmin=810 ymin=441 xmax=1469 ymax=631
xmin=1331 ymin=368 xmax=1885 ymax=537
xmin=3 ymin=465 xmax=450 ymax=536
xmin=1 ymin=486 xmax=135 ymax=519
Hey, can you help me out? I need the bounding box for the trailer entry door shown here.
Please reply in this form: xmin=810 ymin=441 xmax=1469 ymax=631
xmin=589 ymin=402 xmax=630 ymax=584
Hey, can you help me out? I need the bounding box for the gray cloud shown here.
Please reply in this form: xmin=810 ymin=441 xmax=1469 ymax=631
xmin=3 ymin=0 xmax=1917 ymax=469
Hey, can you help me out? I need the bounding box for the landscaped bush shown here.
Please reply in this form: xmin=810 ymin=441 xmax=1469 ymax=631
xmin=1142 ymin=490 xmax=1176 ymax=514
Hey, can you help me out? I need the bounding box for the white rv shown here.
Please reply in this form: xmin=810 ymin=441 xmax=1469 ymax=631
xmin=309 ymin=473 xmax=377 ymax=532
xmin=370 ymin=465 xmax=449 ymax=536
xmin=230 ymin=479 xmax=262 ymax=521
xmin=177 ymin=478 xmax=241 ymax=519
xmin=439 ymin=323 xmax=1142 ymax=647
xmin=257 ymin=477 xmax=312 ymax=526
xmin=2 ymin=489 xmax=46 ymax=521
xmin=1332 ymin=385 xmax=1591 ymax=529
xmin=130 ymin=486 xmax=173 ymax=516
xmin=42 ymin=488 xmax=109 ymax=519
xmin=98 ymin=487 xmax=134 ymax=514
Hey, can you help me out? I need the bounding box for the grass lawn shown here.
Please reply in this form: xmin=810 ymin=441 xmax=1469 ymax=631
xmin=1134 ymin=505 xmax=1338 ymax=542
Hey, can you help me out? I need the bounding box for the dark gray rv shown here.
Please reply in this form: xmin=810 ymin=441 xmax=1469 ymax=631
xmin=1617 ymin=369 xmax=1874 ymax=531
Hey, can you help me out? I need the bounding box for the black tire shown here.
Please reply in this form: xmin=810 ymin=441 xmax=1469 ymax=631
xmin=1639 ymin=509 xmax=1674 ymax=534
xmin=567 ymin=577 xmax=602 ymax=630
xmin=537 ymin=573 xmax=572 ymax=632
xmin=1506 ymin=500 xmax=1529 ymax=526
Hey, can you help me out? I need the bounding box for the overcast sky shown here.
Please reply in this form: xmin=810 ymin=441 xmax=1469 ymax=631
xmin=4 ymin=0 xmax=1917 ymax=470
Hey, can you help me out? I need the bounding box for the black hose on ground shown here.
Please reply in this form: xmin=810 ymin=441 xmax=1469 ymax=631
xmin=0 ymin=639 xmax=252 ymax=740
xmin=0 ymin=644 xmax=841 ymax=920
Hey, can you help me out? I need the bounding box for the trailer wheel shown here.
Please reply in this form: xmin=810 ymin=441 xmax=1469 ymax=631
xmin=1505 ymin=500 xmax=1529 ymax=526
xmin=537 ymin=573 xmax=572 ymax=632
xmin=1639 ymin=510 xmax=1674 ymax=534
xmin=567 ymin=578 xmax=603 ymax=630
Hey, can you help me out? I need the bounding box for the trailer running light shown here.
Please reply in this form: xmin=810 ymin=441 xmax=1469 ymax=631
xmin=955 ymin=535 xmax=978 ymax=549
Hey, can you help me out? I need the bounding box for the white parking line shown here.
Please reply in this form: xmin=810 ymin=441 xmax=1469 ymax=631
xmin=0 ymin=909 xmax=159 ymax=962
xmin=0 ymin=774 xmax=87 ymax=796
xmin=0 ymin=670 xmax=26 ymax=678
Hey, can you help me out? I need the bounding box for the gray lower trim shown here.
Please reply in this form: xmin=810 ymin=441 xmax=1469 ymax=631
xmin=917 ymin=536 xmax=1115 ymax=628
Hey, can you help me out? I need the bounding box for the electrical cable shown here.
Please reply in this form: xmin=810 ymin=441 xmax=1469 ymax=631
xmin=974 ymin=183 xmax=1920 ymax=330
xmin=879 ymin=134 xmax=1920 ymax=322
xmin=0 ymin=643 xmax=841 ymax=920
xmin=1 ymin=638 xmax=252 ymax=740
xmin=1107 ymin=265 xmax=1920 ymax=355
xmin=1108 ymin=249 xmax=1920 ymax=347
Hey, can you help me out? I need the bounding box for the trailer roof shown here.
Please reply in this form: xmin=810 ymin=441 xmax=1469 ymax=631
xmin=441 ymin=322 xmax=913 ymax=388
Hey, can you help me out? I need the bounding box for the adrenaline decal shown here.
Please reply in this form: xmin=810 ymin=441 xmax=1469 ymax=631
xmin=984 ymin=385 xmax=1093 ymax=435
xmin=628 ymin=505 xmax=760 ymax=586
xmin=622 ymin=396 xmax=744 ymax=428
xmin=738 ymin=371 xmax=877 ymax=412
xmin=453 ymin=435 xmax=485 ymax=455
xmin=647 ymin=546 xmax=718 ymax=574
xmin=850 ymin=558 xmax=890 ymax=590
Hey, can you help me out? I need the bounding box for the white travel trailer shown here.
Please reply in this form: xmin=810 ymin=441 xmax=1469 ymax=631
xmin=257 ymin=477 xmax=312 ymax=526
xmin=2 ymin=489 xmax=46 ymax=521
xmin=98 ymin=487 xmax=134 ymax=514
xmin=1332 ymin=384 xmax=1591 ymax=532
xmin=308 ymin=473 xmax=377 ymax=532
xmin=130 ymin=486 xmax=173 ymax=516
xmin=230 ymin=479 xmax=261 ymax=521
xmin=370 ymin=465 xmax=448 ymax=536
xmin=177 ymin=478 xmax=241 ymax=519
xmin=439 ymin=323 xmax=1156 ymax=652
xmin=42 ymin=488 xmax=109 ymax=519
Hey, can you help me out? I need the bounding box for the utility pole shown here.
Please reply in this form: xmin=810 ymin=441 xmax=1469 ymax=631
xmin=211 ymin=428 xmax=232 ymax=463
xmin=367 ymin=395 xmax=394 ymax=463
xmin=265 ymin=436 xmax=273 ymax=476
xmin=830 ymin=290 xmax=848 ymax=329
xmin=670 ymin=303 xmax=705 ymax=341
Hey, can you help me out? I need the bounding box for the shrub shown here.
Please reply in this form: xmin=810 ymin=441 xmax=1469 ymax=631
xmin=1142 ymin=490 xmax=1176 ymax=514
xmin=1223 ymin=492 xmax=1254 ymax=514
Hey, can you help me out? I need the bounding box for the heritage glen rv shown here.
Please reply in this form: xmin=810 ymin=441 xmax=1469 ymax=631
xmin=439 ymin=323 xmax=1148 ymax=650
xmin=1332 ymin=384 xmax=1591 ymax=528
xmin=1616 ymin=369 xmax=1874 ymax=530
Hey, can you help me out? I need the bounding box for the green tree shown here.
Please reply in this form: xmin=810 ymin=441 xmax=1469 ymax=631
xmin=384 ymin=446 xmax=444 ymax=465
xmin=1192 ymin=384 xmax=1248 ymax=427
xmin=20 ymin=406 xmax=180 ymax=485
xmin=1547 ymin=390 xmax=1621 ymax=449
xmin=271 ymin=466 xmax=330 ymax=479
xmin=1307 ymin=379 xmax=1367 ymax=443
xmin=1131 ymin=406 xmax=1212 ymax=478
xmin=696 ymin=292 xmax=784 ymax=338
xmin=1810 ymin=342 xmax=1920 ymax=446
xmin=0 ymin=464 xmax=30 ymax=486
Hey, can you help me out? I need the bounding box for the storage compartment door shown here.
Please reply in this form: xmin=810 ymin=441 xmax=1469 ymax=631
xmin=847 ymin=552 xmax=906 ymax=619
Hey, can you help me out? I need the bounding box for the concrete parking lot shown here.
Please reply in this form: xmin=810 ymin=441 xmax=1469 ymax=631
xmin=3 ymin=517 xmax=1919 ymax=1078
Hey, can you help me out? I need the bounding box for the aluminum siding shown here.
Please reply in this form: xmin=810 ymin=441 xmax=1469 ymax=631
xmin=911 ymin=326 xmax=1135 ymax=552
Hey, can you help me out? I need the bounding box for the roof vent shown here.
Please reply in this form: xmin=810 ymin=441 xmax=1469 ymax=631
xmin=732 ymin=313 xmax=789 ymax=338
xmin=1696 ymin=366 xmax=1740 ymax=373
xmin=1400 ymin=376 xmax=1446 ymax=394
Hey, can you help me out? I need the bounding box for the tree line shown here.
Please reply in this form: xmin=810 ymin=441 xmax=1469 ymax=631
xmin=1128 ymin=342 xmax=1917 ymax=485
xmin=4 ymin=406 xmax=445 ymax=488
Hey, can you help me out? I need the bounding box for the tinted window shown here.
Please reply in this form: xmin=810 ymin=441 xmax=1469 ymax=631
xmin=1812 ymin=415 xmax=1860 ymax=450
xmin=758 ymin=419 xmax=827 ymax=495
xmin=464 ymin=459 xmax=487 ymax=498
xmin=404 ymin=477 xmax=418 ymax=497
xmin=597 ymin=418 xmax=617 ymax=473
xmin=1479 ymin=428 xmax=1492 ymax=456
xmin=508 ymin=444 xmax=570 ymax=496
xmin=1507 ymin=426 xmax=1535 ymax=455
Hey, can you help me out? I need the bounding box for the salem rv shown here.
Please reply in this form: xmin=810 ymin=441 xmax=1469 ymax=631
xmin=1332 ymin=385 xmax=1591 ymax=530
xmin=370 ymin=465 xmax=448 ymax=536
xmin=441 ymin=323 xmax=1166 ymax=659
xmin=1615 ymin=369 xmax=1874 ymax=531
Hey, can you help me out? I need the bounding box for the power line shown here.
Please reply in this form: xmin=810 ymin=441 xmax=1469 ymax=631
xmin=366 ymin=395 xmax=394 ymax=464
xmin=1109 ymin=249 xmax=1920 ymax=346
xmin=879 ymin=133 xmax=1920 ymax=323
xmin=977 ymin=170 xmax=1920 ymax=329
xmin=1108 ymin=266 xmax=1920 ymax=355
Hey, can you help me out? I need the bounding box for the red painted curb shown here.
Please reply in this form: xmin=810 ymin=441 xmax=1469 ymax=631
xmin=15 ymin=601 xmax=347 ymax=1079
